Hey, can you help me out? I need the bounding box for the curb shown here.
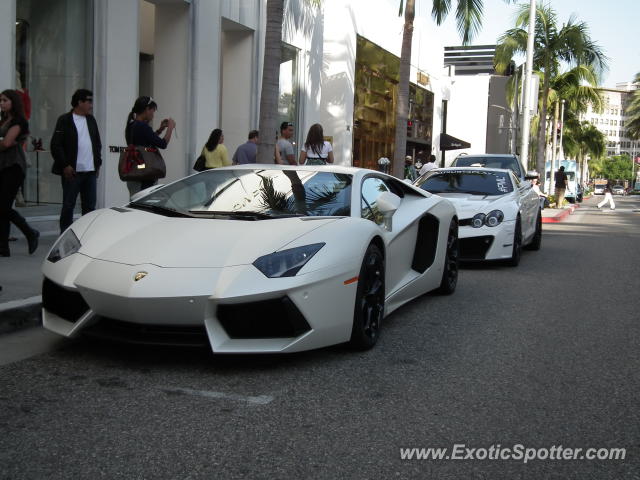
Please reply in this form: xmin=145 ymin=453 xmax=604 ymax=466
xmin=542 ymin=203 xmax=579 ymax=223
xmin=0 ymin=296 xmax=42 ymax=335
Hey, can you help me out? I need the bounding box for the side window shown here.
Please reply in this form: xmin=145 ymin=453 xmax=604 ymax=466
xmin=361 ymin=177 xmax=389 ymax=225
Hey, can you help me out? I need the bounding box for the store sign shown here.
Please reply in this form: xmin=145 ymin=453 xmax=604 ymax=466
xmin=417 ymin=71 xmax=429 ymax=87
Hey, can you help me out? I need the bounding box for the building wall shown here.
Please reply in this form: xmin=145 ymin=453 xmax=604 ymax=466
xmin=444 ymin=75 xmax=491 ymax=166
xmin=2 ymin=0 xmax=448 ymax=212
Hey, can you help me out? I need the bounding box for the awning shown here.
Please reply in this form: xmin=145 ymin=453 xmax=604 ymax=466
xmin=440 ymin=133 xmax=471 ymax=151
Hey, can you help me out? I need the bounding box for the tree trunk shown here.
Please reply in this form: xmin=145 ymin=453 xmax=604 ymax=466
xmin=257 ymin=0 xmax=284 ymax=164
xmin=535 ymin=68 xmax=550 ymax=179
xmin=392 ymin=0 xmax=415 ymax=178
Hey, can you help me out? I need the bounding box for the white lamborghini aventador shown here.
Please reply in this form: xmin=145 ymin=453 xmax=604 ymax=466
xmin=42 ymin=165 xmax=459 ymax=353
xmin=415 ymin=167 xmax=541 ymax=266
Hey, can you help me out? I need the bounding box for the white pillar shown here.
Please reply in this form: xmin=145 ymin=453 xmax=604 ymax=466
xmin=94 ymin=0 xmax=140 ymax=208
xmin=191 ymin=0 xmax=223 ymax=164
xmin=0 ymin=0 xmax=16 ymax=89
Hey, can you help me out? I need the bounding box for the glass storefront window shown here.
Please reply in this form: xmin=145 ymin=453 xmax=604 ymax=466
xmin=16 ymin=0 xmax=93 ymax=205
xmin=279 ymin=43 xmax=299 ymax=150
xmin=353 ymin=35 xmax=434 ymax=170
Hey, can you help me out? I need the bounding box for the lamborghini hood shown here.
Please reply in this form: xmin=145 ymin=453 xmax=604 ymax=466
xmin=76 ymin=208 xmax=339 ymax=268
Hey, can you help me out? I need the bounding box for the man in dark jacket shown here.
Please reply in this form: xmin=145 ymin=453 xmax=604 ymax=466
xmin=50 ymin=89 xmax=102 ymax=233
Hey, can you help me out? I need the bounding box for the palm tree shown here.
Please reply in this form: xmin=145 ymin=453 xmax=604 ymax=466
xmin=626 ymin=72 xmax=640 ymax=140
xmin=495 ymin=3 xmax=608 ymax=177
xmin=392 ymin=0 xmax=516 ymax=178
xmin=257 ymin=0 xmax=285 ymax=164
xmin=562 ymin=119 xmax=605 ymax=184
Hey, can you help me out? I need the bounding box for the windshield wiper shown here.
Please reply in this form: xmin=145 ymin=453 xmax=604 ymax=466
xmin=129 ymin=202 xmax=193 ymax=218
xmin=188 ymin=210 xmax=303 ymax=220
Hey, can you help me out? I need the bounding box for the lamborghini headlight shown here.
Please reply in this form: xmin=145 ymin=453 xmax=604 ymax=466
xmin=47 ymin=229 xmax=81 ymax=263
xmin=485 ymin=210 xmax=504 ymax=227
xmin=471 ymin=213 xmax=486 ymax=228
xmin=253 ymin=243 xmax=325 ymax=278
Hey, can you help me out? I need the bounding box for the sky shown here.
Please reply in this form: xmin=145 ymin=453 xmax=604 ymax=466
xmin=411 ymin=0 xmax=639 ymax=87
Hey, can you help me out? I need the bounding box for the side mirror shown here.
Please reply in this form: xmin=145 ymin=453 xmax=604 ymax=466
xmin=376 ymin=191 xmax=401 ymax=231
xmin=130 ymin=184 xmax=164 ymax=203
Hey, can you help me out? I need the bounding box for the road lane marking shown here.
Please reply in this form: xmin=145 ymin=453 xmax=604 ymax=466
xmin=160 ymin=386 xmax=273 ymax=405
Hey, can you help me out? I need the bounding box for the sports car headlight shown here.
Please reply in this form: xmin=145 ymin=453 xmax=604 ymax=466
xmin=253 ymin=243 xmax=325 ymax=278
xmin=471 ymin=213 xmax=486 ymax=228
xmin=47 ymin=229 xmax=81 ymax=263
xmin=485 ymin=210 xmax=504 ymax=227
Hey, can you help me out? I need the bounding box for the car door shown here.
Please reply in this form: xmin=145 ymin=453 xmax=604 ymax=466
xmin=360 ymin=176 xmax=422 ymax=296
xmin=512 ymin=173 xmax=538 ymax=241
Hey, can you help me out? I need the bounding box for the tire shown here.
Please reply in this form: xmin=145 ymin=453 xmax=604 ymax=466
xmin=435 ymin=219 xmax=459 ymax=295
xmin=506 ymin=217 xmax=522 ymax=267
xmin=524 ymin=210 xmax=542 ymax=251
xmin=349 ymin=244 xmax=385 ymax=350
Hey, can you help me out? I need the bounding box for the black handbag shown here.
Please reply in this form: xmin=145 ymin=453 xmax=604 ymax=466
xmin=193 ymin=154 xmax=207 ymax=172
xmin=118 ymin=145 xmax=166 ymax=182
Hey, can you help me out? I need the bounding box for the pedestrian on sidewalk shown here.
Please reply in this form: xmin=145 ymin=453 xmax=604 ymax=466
xmin=51 ymin=89 xmax=102 ymax=233
xmin=554 ymin=166 xmax=568 ymax=209
xmin=0 ymin=89 xmax=39 ymax=257
xmin=200 ymin=129 xmax=230 ymax=169
xmin=419 ymin=154 xmax=437 ymax=176
xmin=276 ymin=122 xmax=297 ymax=165
xmin=597 ymin=181 xmax=616 ymax=210
xmin=124 ymin=96 xmax=175 ymax=196
xmin=531 ymin=178 xmax=549 ymax=209
xmin=299 ymin=123 xmax=334 ymax=165
xmin=232 ymin=130 xmax=259 ymax=165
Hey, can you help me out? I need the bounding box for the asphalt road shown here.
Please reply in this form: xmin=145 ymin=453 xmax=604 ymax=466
xmin=1 ymin=196 xmax=639 ymax=479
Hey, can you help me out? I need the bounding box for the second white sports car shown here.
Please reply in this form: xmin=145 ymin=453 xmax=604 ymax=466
xmin=42 ymin=165 xmax=459 ymax=353
xmin=415 ymin=167 xmax=541 ymax=265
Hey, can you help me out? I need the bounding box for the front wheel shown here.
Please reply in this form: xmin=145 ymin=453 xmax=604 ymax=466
xmin=435 ymin=219 xmax=459 ymax=295
xmin=506 ymin=217 xmax=522 ymax=267
xmin=349 ymin=244 xmax=385 ymax=350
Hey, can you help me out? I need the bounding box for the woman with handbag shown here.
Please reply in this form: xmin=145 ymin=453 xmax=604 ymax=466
xmin=124 ymin=96 xmax=175 ymax=197
xmin=298 ymin=123 xmax=334 ymax=165
xmin=0 ymin=89 xmax=39 ymax=257
xmin=200 ymin=129 xmax=230 ymax=169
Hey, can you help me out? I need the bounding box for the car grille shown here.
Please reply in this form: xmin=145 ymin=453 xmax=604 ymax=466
xmin=42 ymin=278 xmax=90 ymax=323
xmin=459 ymin=236 xmax=494 ymax=260
xmin=83 ymin=317 xmax=209 ymax=347
xmin=217 ymin=297 xmax=311 ymax=339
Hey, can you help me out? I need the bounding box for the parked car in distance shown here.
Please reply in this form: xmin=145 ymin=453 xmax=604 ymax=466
xmin=612 ymin=185 xmax=625 ymax=195
xmin=450 ymin=154 xmax=526 ymax=182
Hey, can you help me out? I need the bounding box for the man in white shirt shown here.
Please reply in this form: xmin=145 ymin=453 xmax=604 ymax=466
xmin=51 ymin=89 xmax=102 ymax=232
xmin=419 ymin=154 xmax=437 ymax=176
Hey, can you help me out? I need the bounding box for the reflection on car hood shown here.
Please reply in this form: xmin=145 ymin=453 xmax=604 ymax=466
xmin=77 ymin=208 xmax=338 ymax=268
xmin=434 ymin=192 xmax=509 ymax=218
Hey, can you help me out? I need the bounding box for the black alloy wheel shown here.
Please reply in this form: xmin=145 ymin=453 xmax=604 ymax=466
xmin=525 ymin=211 xmax=542 ymax=251
xmin=349 ymin=244 xmax=385 ymax=350
xmin=506 ymin=217 xmax=522 ymax=267
xmin=436 ymin=219 xmax=459 ymax=295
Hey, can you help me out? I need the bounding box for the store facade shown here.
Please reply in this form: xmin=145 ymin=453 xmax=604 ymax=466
xmin=1 ymin=0 xmax=447 ymax=218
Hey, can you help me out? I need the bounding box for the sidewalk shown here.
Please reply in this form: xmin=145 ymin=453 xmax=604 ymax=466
xmin=0 ymin=233 xmax=56 ymax=334
xmin=541 ymin=195 xmax=593 ymax=223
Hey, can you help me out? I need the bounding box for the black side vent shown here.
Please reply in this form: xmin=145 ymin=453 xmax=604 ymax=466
xmin=217 ymin=297 xmax=311 ymax=339
xmin=412 ymin=214 xmax=440 ymax=273
xmin=42 ymin=278 xmax=90 ymax=323
xmin=110 ymin=207 xmax=131 ymax=213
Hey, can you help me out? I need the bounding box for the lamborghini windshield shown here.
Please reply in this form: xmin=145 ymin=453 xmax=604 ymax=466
xmin=129 ymin=169 xmax=352 ymax=218
xmin=416 ymin=170 xmax=514 ymax=195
